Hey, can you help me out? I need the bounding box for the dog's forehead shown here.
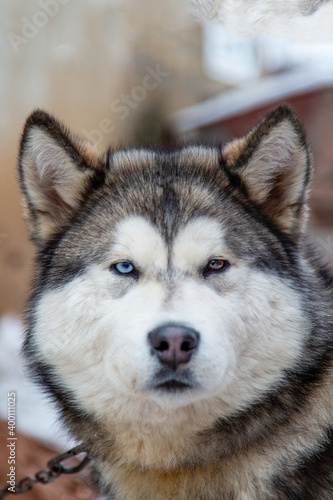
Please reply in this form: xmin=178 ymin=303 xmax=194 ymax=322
xmin=112 ymin=215 xmax=225 ymax=270
xmin=110 ymin=146 xmax=221 ymax=172
xmin=173 ymin=218 xmax=225 ymax=269
xmin=104 ymin=145 xmax=228 ymax=235
xmin=112 ymin=149 xmax=157 ymax=171
xmin=176 ymin=146 xmax=221 ymax=167
xmin=99 ymin=147 xmax=242 ymax=270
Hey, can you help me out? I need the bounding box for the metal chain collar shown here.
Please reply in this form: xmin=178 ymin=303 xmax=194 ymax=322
xmin=0 ymin=445 xmax=90 ymax=498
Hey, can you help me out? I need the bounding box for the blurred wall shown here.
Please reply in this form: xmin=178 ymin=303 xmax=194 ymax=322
xmin=1 ymin=0 xmax=332 ymax=316
xmin=0 ymin=0 xmax=226 ymax=316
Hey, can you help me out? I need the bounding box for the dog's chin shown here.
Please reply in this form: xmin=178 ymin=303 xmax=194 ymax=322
xmin=148 ymin=386 xmax=199 ymax=409
xmin=146 ymin=370 xmax=201 ymax=406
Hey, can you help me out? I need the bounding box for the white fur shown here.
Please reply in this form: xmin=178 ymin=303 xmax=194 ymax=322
xmin=112 ymin=217 xmax=168 ymax=270
xmin=173 ymin=218 xmax=228 ymax=271
xmin=112 ymin=150 xmax=156 ymax=172
xmin=241 ymin=122 xmax=307 ymax=204
xmin=24 ymin=128 xmax=89 ymax=210
xmin=33 ymin=216 xmax=308 ymax=466
xmin=177 ymin=146 xmax=219 ymax=168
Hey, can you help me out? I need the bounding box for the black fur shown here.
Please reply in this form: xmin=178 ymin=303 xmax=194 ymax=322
xmin=18 ymin=106 xmax=333 ymax=499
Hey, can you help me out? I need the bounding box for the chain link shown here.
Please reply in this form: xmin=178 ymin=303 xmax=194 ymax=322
xmin=0 ymin=445 xmax=90 ymax=498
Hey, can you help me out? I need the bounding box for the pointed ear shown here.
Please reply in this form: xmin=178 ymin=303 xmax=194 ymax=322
xmin=18 ymin=110 xmax=106 ymax=246
xmin=222 ymin=105 xmax=313 ymax=238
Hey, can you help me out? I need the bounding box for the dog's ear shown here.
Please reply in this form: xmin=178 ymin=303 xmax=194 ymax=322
xmin=18 ymin=110 xmax=106 ymax=246
xmin=222 ymin=105 xmax=313 ymax=238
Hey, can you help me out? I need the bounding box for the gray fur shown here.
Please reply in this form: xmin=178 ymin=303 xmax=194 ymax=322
xmin=18 ymin=106 xmax=333 ymax=499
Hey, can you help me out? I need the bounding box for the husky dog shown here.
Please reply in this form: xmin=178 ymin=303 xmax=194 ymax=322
xmin=191 ymin=0 xmax=333 ymax=42
xmin=19 ymin=105 xmax=333 ymax=499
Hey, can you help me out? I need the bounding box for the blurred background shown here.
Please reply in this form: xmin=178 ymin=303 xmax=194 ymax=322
xmin=0 ymin=0 xmax=333 ymax=497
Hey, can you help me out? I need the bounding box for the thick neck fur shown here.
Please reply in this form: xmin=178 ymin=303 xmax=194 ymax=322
xmin=66 ymin=356 xmax=333 ymax=499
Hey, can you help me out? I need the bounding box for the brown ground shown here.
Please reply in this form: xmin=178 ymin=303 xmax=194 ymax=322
xmin=0 ymin=420 xmax=96 ymax=500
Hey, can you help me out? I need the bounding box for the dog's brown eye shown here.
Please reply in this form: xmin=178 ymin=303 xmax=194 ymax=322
xmin=203 ymin=258 xmax=229 ymax=277
xmin=208 ymin=259 xmax=227 ymax=271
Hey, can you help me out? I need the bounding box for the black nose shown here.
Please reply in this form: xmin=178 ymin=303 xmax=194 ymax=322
xmin=148 ymin=324 xmax=200 ymax=370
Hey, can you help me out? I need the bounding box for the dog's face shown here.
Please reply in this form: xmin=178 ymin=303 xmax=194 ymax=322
xmin=19 ymin=106 xmax=312 ymax=432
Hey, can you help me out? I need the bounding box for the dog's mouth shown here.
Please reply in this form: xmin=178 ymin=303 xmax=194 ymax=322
xmin=149 ymin=369 xmax=197 ymax=392
xmin=155 ymin=380 xmax=192 ymax=392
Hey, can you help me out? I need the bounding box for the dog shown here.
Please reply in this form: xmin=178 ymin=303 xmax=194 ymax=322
xmin=18 ymin=105 xmax=333 ymax=499
xmin=191 ymin=0 xmax=333 ymax=42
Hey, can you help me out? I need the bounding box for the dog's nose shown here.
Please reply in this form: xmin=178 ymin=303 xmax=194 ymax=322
xmin=148 ymin=324 xmax=200 ymax=370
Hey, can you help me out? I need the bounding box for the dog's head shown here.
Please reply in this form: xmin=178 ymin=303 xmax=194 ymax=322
xmin=19 ymin=106 xmax=313 ymax=431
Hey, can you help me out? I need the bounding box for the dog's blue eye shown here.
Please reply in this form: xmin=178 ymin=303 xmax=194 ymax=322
xmin=113 ymin=262 xmax=135 ymax=275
